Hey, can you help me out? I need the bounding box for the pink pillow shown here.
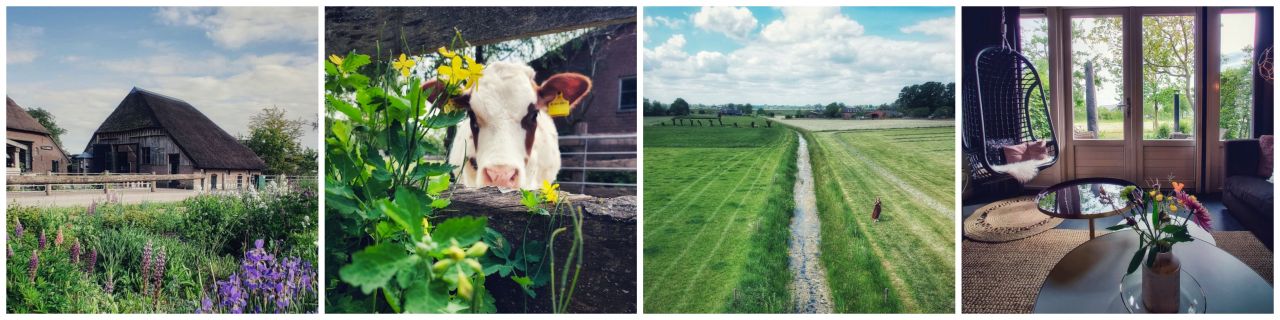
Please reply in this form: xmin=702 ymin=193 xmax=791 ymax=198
xmin=1003 ymin=141 xmax=1049 ymax=163
xmin=1259 ymin=135 xmax=1273 ymax=176
xmin=1003 ymin=143 xmax=1028 ymax=163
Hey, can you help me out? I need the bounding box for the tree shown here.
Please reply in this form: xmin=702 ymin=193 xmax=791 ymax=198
xmin=242 ymin=106 xmax=317 ymax=175
xmin=25 ymin=107 xmax=66 ymax=146
xmin=669 ymin=98 xmax=691 ymax=116
xmin=824 ymin=103 xmax=842 ymax=118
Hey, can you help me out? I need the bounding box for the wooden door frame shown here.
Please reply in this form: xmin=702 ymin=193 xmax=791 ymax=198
xmin=1061 ymin=7 xmax=1134 ymax=182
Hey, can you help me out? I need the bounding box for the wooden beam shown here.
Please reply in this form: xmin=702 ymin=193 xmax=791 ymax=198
xmin=8 ymin=173 xmax=207 ymax=184
xmin=325 ymin=7 xmax=636 ymax=58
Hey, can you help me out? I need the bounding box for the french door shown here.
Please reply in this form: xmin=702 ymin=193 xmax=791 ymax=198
xmin=1062 ymin=7 xmax=1202 ymax=190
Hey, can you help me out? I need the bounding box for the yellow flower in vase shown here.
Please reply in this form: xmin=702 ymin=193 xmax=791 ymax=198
xmin=392 ymin=53 xmax=416 ymax=78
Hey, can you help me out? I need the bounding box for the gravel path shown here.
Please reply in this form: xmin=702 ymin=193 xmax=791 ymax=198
xmin=789 ymin=134 xmax=834 ymax=313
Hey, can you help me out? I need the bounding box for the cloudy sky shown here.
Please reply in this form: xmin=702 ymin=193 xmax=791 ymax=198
xmin=7 ymin=7 xmax=319 ymax=153
xmin=643 ymin=6 xmax=955 ymax=106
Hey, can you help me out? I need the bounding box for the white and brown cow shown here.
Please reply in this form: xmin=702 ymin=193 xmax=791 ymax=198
xmin=423 ymin=61 xmax=591 ymax=190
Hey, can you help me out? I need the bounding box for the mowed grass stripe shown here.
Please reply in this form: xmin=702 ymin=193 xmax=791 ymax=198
xmin=809 ymin=129 xmax=955 ymax=313
xmin=673 ymin=138 xmax=789 ymax=310
xmin=643 ymin=126 xmax=795 ymax=313
xmin=644 ymin=151 xmax=756 ymax=235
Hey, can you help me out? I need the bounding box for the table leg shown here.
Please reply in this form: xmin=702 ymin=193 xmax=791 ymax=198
xmin=1089 ymin=219 xmax=1095 ymax=239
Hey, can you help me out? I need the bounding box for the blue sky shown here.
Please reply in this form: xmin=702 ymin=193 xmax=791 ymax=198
xmin=644 ymin=6 xmax=955 ymax=106
xmin=7 ymin=7 xmax=318 ymax=152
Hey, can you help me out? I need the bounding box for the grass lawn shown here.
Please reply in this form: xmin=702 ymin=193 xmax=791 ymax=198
xmin=805 ymin=126 xmax=955 ymax=313
xmin=643 ymin=124 xmax=796 ymax=313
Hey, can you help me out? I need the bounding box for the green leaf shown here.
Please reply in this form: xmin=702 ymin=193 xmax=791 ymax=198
xmin=341 ymin=53 xmax=371 ymax=73
xmin=427 ymin=111 xmax=467 ymax=129
xmin=432 ymin=216 xmax=487 ymax=246
xmin=383 ymin=286 xmax=402 ymax=313
xmin=1144 ymin=245 xmax=1159 ymax=269
xmin=1160 ymin=224 xmax=1187 ymax=235
xmin=427 ymin=174 xmax=451 ymax=194
xmin=1105 ymin=224 xmax=1131 ymax=231
xmin=325 ymin=183 xmax=359 ymax=215
xmin=327 ymin=95 xmax=361 ymax=121
xmin=339 ymin=243 xmax=416 ymax=294
xmin=324 ymin=60 xmax=339 ymax=76
xmin=429 ymin=198 xmax=450 ymax=209
xmin=1126 ymin=245 xmax=1147 ymax=275
xmin=379 ymin=198 xmax=424 ymax=241
xmin=403 ymin=281 xmax=450 ymax=313
xmin=511 ymin=275 xmax=536 ymax=297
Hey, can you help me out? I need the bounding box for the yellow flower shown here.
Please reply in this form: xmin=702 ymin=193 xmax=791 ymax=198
xmin=328 ymin=54 xmax=343 ymax=67
xmin=437 ymin=47 xmax=457 ymax=58
xmin=456 ymin=271 xmax=473 ymax=300
xmin=392 ymin=53 xmax=416 ymax=78
xmin=1148 ymin=190 xmax=1157 ymax=197
xmin=1155 ymin=194 xmax=1164 ymax=202
xmin=1191 ymin=195 xmax=1198 ymax=202
xmin=422 ymin=217 xmax=431 ymax=233
xmin=462 ymin=55 xmax=484 ymax=91
xmin=442 ymin=100 xmax=459 ymax=113
xmin=436 ymin=55 xmax=468 ymax=87
xmin=542 ymin=180 xmax=560 ymax=203
xmin=1169 ymin=204 xmax=1178 ymax=212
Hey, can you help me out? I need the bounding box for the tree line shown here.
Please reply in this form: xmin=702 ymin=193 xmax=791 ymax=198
xmin=643 ymin=81 xmax=955 ymax=119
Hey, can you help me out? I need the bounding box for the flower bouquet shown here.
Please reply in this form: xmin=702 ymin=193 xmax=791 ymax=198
xmin=1109 ymin=180 xmax=1211 ymax=313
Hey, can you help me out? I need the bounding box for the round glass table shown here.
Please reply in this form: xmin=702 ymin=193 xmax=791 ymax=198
xmin=1033 ymin=231 xmax=1273 ymax=313
xmin=1035 ymin=177 xmax=1137 ymax=238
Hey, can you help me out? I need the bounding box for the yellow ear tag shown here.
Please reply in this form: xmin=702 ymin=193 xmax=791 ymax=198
xmin=548 ymin=92 xmax=571 ymax=117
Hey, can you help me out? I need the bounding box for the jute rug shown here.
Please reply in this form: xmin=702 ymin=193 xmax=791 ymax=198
xmin=962 ymin=230 xmax=1272 ymax=314
xmin=963 ymin=196 xmax=1063 ymax=243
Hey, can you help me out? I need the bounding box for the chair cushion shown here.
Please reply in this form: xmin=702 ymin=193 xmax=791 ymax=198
xmin=1258 ymin=135 xmax=1273 ymax=176
xmin=1002 ymin=141 xmax=1048 ymax=163
xmin=1224 ymin=175 xmax=1274 ymax=220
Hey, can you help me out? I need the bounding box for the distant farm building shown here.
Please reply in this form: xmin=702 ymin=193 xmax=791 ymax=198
xmin=7 ymin=97 xmax=69 ymax=173
xmin=719 ymin=107 xmax=743 ymax=116
xmin=841 ymin=107 xmax=857 ymax=120
xmin=868 ymin=110 xmax=888 ymax=119
xmin=530 ymin=22 xmax=637 ymax=135
xmin=84 ymin=88 xmax=266 ymax=190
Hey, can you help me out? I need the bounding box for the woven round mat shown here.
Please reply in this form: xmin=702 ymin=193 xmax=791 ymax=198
xmin=963 ymin=196 xmax=1063 ymax=243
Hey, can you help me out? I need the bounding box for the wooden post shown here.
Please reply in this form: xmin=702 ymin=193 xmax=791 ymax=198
xmin=44 ymin=184 xmax=51 ymax=196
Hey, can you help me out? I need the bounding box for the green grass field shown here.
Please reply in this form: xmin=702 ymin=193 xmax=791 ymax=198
xmin=643 ymin=124 xmax=796 ymax=313
xmin=805 ymin=126 xmax=955 ymax=313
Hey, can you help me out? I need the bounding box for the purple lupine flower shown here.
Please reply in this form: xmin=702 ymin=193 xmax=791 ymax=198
xmin=27 ymin=250 xmax=39 ymax=282
xmin=151 ymin=248 xmax=167 ymax=295
xmin=38 ymin=231 xmax=46 ymax=250
xmin=141 ymin=240 xmax=153 ymax=292
xmin=70 ymin=242 xmax=82 ymax=264
xmin=84 ymin=250 xmax=98 ymax=273
xmin=104 ymin=274 xmax=115 ymax=295
xmin=13 ymin=218 xmax=22 ymax=238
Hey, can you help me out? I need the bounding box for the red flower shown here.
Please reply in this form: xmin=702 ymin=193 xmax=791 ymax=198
xmin=1175 ymin=191 xmax=1211 ymax=230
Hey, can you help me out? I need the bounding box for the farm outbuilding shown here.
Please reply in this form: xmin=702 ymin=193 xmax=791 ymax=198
xmin=84 ymin=87 xmax=266 ymax=190
xmin=529 ymin=22 xmax=637 ymax=135
xmin=7 ymin=97 xmax=69 ymax=174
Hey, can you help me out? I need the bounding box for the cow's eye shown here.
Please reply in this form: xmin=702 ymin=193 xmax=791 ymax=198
xmin=521 ymin=103 xmax=539 ymax=131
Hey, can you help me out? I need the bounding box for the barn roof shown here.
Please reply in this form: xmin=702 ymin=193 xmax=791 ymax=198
xmin=6 ymin=97 xmax=52 ymax=135
xmin=91 ymin=87 xmax=266 ymax=170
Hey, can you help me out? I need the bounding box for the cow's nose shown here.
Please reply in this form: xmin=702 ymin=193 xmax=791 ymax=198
xmin=482 ymin=166 xmax=519 ymax=189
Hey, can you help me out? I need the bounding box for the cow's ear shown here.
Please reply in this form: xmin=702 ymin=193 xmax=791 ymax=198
xmin=536 ymin=73 xmax=592 ymax=110
xmin=422 ymin=79 xmax=471 ymax=111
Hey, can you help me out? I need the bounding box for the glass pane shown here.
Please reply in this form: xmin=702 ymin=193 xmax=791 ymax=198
xmin=1071 ymin=16 xmax=1125 ymax=140
xmin=1021 ymin=15 xmax=1053 ymax=141
xmin=1219 ymin=11 xmax=1256 ymax=140
xmin=1142 ymin=15 xmax=1197 ymax=140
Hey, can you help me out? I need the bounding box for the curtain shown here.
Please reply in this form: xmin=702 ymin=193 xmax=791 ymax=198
xmin=1254 ymin=7 xmax=1274 ymax=137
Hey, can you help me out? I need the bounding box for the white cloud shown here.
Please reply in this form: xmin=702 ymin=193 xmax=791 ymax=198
xmin=646 ymin=8 xmax=954 ymax=106
xmin=692 ymin=6 xmax=757 ymax=41
xmin=761 ymin=7 xmax=863 ymax=44
xmin=901 ymin=17 xmax=954 ymax=39
xmin=7 ymin=24 xmax=44 ymax=64
xmin=645 ymin=16 xmax=685 ymax=29
xmin=155 ymin=7 xmax=317 ymax=49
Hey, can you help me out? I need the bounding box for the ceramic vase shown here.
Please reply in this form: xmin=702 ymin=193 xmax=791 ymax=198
xmin=1141 ymin=250 xmax=1180 ymax=313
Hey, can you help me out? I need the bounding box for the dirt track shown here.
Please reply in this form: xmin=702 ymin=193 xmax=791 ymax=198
xmin=789 ymin=134 xmax=834 ymax=313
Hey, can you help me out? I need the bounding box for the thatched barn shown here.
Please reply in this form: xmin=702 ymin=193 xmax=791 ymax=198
xmin=84 ymin=87 xmax=266 ymax=190
xmin=7 ymin=97 xmax=69 ymax=173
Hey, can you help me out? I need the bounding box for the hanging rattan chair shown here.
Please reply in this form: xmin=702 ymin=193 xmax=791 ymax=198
xmin=962 ymin=45 xmax=1059 ymax=186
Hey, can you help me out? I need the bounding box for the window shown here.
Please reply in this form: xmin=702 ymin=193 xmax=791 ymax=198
xmin=1142 ymin=14 xmax=1197 ymax=140
xmin=1021 ymin=13 xmax=1053 ymax=141
xmin=619 ymin=76 xmax=636 ymax=111
xmin=1219 ymin=10 xmax=1256 ymax=140
xmin=1071 ymin=15 xmax=1126 ymax=140
xmin=141 ymin=147 xmax=151 ymax=165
